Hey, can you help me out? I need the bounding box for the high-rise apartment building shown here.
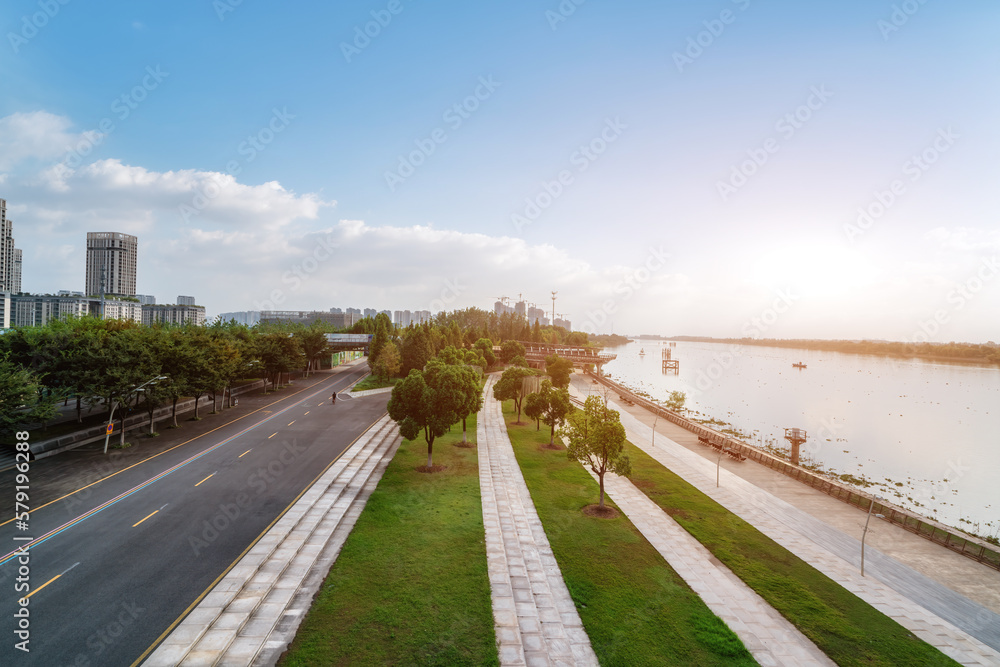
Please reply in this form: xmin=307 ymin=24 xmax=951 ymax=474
xmin=0 ymin=199 xmax=23 ymax=294
xmin=177 ymin=295 xmax=196 ymax=306
xmin=85 ymin=232 xmax=138 ymax=297
xmin=143 ymin=303 xmax=206 ymax=327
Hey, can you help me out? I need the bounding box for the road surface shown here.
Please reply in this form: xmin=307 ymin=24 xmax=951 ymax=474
xmin=0 ymin=365 xmax=389 ymax=666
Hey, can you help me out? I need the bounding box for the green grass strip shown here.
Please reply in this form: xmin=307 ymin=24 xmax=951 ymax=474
xmin=624 ymin=440 xmax=961 ymax=667
xmin=503 ymin=402 xmax=756 ymax=666
xmin=350 ymin=375 xmax=399 ymax=392
xmin=279 ymin=415 xmax=498 ymax=666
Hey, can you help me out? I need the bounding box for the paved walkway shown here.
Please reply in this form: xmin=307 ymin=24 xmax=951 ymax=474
xmin=569 ymin=379 xmax=1000 ymax=666
xmin=585 ymin=466 xmax=835 ymax=666
xmin=348 ymin=386 xmax=395 ymax=397
xmin=478 ymin=376 xmax=599 ymax=667
xmin=144 ymin=413 xmax=401 ymax=666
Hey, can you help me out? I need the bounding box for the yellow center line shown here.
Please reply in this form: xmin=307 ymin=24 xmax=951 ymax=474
xmin=268 ymin=432 xmax=277 ymax=439
xmin=132 ymin=510 xmax=159 ymax=528
xmin=26 ymin=574 xmax=61 ymax=599
xmin=287 ymin=420 xmax=295 ymax=426
xmin=238 ymin=449 xmax=252 ymax=458
xmin=195 ymin=473 xmax=215 ymax=487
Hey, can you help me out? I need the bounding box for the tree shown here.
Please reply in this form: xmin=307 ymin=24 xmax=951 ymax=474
xmin=297 ymin=327 xmax=330 ymax=377
xmin=92 ymin=327 xmax=160 ymax=446
xmin=0 ymin=357 xmax=57 ymax=440
xmin=499 ymin=339 xmax=525 ymax=364
xmin=184 ymin=329 xmax=222 ymax=418
xmin=545 ymin=354 xmax=574 ymax=389
xmin=562 ymin=396 xmax=631 ymax=507
xmin=666 ymin=390 xmax=686 ymax=412
xmin=492 ymin=365 xmax=538 ymax=424
xmin=426 ymin=358 xmax=482 ymax=445
xmin=209 ymin=321 xmax=255 ymax=408
xmin=537 ymin=379 xmax=573 ymax=446
xmin=510 ymin=355 xmax=528 ymax=368
xmin=400 ymin=325 xmax=434 ymax=375
xmin=159 ymin=330 xmax=196 ymax=428
xmin=368 ymin=315 xmax=390 ymax=375
xmin=524 ymin=391 xmax=545 ymax=430
xmin=387 ymin=367 xmax=463 ymax=468
xmin=256 ymin=331 xmax=304 ymax=393
xmin=474 ymin=338 xmax=496 ymax=367
xmin=371 ymin=341 xmax=401 ymax=379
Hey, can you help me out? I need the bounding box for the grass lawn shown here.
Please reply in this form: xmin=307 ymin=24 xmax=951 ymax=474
xmin=278 ymin=415 xmax=497 ymax=667
xmin=624 ymin=441 xmax=961 ymax=667
xmin=350 ymin=374 xmax=400 ymax=392
xmin=503 ymin=402 xmax=756 ymax=666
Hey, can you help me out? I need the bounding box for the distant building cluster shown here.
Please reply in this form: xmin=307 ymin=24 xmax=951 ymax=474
xmin=254 ymin=307 xmax=433 ymax=329
xmin=493 ymin=298 xmax=571 ymax=330
xmin=0 ymin=197 xmax=205 ymax=329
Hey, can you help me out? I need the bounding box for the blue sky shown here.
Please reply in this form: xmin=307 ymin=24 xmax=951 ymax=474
xmin=1 ymin=0 xmax=998 ymax=341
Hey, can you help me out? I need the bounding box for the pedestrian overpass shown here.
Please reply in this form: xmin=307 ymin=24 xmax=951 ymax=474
xmin=325 ymin=333 xmax=372 ymax=353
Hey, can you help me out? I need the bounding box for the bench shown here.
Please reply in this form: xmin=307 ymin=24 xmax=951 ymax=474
xmin=725 ymin=448 xmax=747 ymax=462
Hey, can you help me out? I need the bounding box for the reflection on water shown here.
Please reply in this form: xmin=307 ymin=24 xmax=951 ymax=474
xmin=601 ymin=340 xmax=1000 ymax=536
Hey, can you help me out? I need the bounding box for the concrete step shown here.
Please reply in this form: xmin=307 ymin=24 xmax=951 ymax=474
xmin=144 ymin=413 xmax=400 ymax=666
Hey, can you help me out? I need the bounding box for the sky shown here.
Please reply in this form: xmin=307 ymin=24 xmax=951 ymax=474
xmin=1 ymin=0 xmax=998 ymax=341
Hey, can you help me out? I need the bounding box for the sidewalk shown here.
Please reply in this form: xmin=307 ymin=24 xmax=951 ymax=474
xmin=569 ymin=378 xmax=1000 ymax=665
xmin=583 ymin=465 xmax=835 ymax=666
xmin=478 ymin=375 xmax=599 ymax=667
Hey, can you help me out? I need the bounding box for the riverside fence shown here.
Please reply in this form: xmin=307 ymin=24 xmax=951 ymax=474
xmin=585 ymin=371 xmax=1000 ymax=571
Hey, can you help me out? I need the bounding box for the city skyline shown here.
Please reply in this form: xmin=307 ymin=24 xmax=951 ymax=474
xmin=1 ymin=2 xmax=998 ymax=341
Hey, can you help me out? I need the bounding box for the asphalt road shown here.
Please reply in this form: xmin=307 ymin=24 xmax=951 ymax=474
xmin=0 ymin=364 xmax=390 ymax=666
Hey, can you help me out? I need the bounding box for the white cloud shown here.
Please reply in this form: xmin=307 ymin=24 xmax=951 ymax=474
xmin=0 ymin=111 xmax=99 ymax=171
xmin=29 ymin=159 xmax=332 ymax=228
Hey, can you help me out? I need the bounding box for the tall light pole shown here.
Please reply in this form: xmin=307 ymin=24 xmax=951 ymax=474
xmin=103 ymin=375 xmax=167 ymax=454
xmin=550 ymin=291 xmax=557 ymax=328
xmin=716 ymin=443 xmax=725 ymax=487
xmin=861 ymin=496 xmax=885 ymax=577
xmin=651 ymin=411 xmax=658 ymax=449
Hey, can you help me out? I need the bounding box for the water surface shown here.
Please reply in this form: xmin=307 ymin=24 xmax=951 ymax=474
xmin=601 ymin=340 xmax=999 ymax=535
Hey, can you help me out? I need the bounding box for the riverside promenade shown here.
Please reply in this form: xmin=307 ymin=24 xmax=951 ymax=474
xmin=569 ymin=376 xmax=1000 ymax=666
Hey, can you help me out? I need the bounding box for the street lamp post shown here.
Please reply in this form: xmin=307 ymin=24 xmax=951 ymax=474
xmin=717 ymin=444 xmax=725 ymax=487
xmin=861 ymin=495 xmax=885 ymax=577
xmin=103 ymin=375 xmax=167 ymax=454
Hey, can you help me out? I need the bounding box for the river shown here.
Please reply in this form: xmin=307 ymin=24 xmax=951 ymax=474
xmin=600 ymin=339 xmax=1000 ymax=537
